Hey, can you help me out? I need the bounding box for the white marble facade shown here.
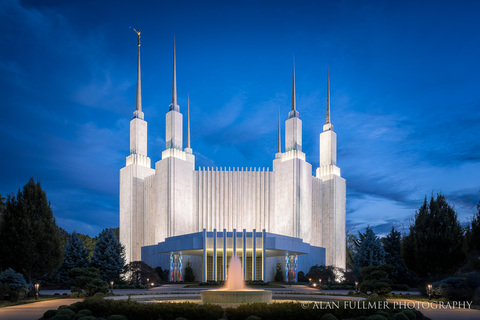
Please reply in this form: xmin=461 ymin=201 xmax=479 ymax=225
xmin=120 ymin=43 xmax=346 ymax=271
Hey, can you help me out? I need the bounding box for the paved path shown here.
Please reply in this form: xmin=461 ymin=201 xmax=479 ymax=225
xmin=0 ymin=299 xmax=82 ymax=320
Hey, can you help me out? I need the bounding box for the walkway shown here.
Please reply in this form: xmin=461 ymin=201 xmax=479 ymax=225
xmin=0 ymin=299 xmax=82 ymax=320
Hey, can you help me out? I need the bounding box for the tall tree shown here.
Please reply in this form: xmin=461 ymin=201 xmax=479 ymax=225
xmin=78 ymin=233 xmax=96 ymax=258
xmin=346 ymin=231 xmax=358 ymax=271
xmin=0 ymin=194 xmax=5 ymax=214
xmin=0 ymin=178 xmax=63 ymax=282
xmin=464 ymin=197 xmax=480 ymax=271
xmin=402 ymin=194 xmax=465 ymax=281
xmin=382 ymin=226 xmax=411 ymax=284
xmin=58 ymin=232 xmax=89 ymax=279
xmin=354 ymin=226 xmax=385 ymax=276
xmin=91 ymin=228 xmax=125 ymax=282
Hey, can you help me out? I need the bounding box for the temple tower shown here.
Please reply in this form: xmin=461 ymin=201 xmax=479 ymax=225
xmin=312 ymin=69 xmax=346 ymax=270
xmin=120 ymin=29 xmax=155 ymax=263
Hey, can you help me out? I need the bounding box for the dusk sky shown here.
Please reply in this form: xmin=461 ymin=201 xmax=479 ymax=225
xmin=1 ymin=0 xmax=479 ymax=237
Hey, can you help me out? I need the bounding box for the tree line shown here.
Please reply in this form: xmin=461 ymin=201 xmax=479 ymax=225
xmin=0 ymin=179 xmax=126 ymax=293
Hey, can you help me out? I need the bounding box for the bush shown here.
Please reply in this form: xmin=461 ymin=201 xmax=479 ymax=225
xmin=77 ymin=309 xmax=93 ymax=317
xmin=0 ymin=268 xmax=29 ymax=301
xmin=367 ymin=315 xmax=387 ymax=320
xmin=57 ymin=308 xmax=76 ymax=317
xmin=43 ymin=309 xmax=58 ymax=319
xmin=274 ymin=263 xmax=283 ymax=282
xmin=392 ymin=313 xmax=409 ymax=320
xmin=68 ymin=267 xmax=109 ymax=297
xmin=184 ymin=260 xmax=195 ymax=282
xmin=400 ymin=310 xmax=416 ymax=320
xmin=245 ymin=316 xmax=261 ymax=320
xmin=297 ymin=271 xmax=306 ymax=282
xmin=359 ymin=265 xmax=393 ymax=296
xmin=432 ymin=277 xmax=473 ymax=301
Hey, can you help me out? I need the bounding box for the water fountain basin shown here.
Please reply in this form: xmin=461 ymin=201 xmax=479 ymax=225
xmin=201 ymin=288 xmax=272 ymax=304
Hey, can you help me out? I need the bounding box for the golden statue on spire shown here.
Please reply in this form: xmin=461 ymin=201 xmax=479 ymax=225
xmin=130 ymin=27 xmax=141 ymax=46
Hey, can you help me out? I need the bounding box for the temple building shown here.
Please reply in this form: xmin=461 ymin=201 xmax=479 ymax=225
xmin=120 ymin=33 xmax=346 ymax=282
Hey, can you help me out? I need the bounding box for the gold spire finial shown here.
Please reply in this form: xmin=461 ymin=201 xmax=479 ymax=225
xmin=130 ymin=27 xmax=141 ymax=46
xmin=130 ymin=27 xmax=142 ymax=115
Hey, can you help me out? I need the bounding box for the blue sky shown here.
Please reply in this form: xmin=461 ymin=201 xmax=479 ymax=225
xmin=0 ymin=0 xmax=479 ymax=237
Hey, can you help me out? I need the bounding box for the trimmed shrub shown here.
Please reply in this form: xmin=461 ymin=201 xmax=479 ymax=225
xmin=77 ymin=309 xmax=93 ymax=318
xmin=43 ymin=309 xmax=58 ymax=319
xmin=77 ymin=317 xmax=98 ymax=320
xmin=367 ymin=315 xmax=387 ymax=320
xmin=245 ymin=316 xmax=261 ymax=320
xmin=392 ymin=313 xmax=409 ymax=320
xmin=57 ymin=308 xmax=76 ymax=318
xmin=69 ymin=267 xmax=109 ymax=297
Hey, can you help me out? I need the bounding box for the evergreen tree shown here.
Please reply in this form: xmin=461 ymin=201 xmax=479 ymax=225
xmin=78 ymin=233 xmax=96 ymax=258
xmin=382 ymin=226 xmax=412 ymax=284
xmin=402 ymin=194 xmax=465 ymax=281
xmin=346 ymin=231 xmax=358 ymax=271
xmin=0 ymin=178 xmax=62 ymax=282
xmin=184 ymin=259 xmax=195 ymax=282
xmin=0 ymin=194 xmax=5 ymax=214
xmin=91 ymin=228 xmax=125 ymax=282
xmin=464 ymin=197 xmax=480 ymax=271
xmin=354 ymin=226 xmax=385 ymax=277
xmin=59 ymin=232 xmax=89 ymax=278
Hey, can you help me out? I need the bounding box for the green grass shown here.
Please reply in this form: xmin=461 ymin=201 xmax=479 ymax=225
xmin=0 ymin=295 xmax=72 ymax=308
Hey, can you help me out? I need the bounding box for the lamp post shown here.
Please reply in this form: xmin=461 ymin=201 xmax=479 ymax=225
xmin=355 ymin=281 xmax=359 ymax=293
xmin=147 ymin=278 xmax=150 ymax=289
xmin=319 ymin=279 xmax=322 ymax=290
xmin=427 ymin=284 xmax=432 ymax=300
xmin=110 ymin=281 xmax=114 ymax=293
xmin=34 ymin=283 xmax=40 ymax=300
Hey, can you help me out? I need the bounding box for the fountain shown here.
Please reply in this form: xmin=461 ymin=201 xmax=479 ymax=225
xmin=200 ymin=256 xmax=272 ymax=305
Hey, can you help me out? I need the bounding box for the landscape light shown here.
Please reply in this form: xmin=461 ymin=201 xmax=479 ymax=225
xmin=147 ymin=278 xmax=150 ymax=289
xmin=110 ymin=281 xmax=114 ymax=293
xmin=34 ymin=283 xmax=40 ymax=300
xmin=427 ymin=284 xmax=432 ymax=300
xmin=355 ymin=281 xmax=359 ymax=292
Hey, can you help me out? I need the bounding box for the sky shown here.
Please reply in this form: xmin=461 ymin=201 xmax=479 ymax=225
xmin=0 ymin=0 xmax=479 ymax=238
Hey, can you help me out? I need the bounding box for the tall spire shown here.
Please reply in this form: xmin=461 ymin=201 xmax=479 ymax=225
xmin=326 ymin=68 xmax=330 ymax=124
xmin=170 ymin=37 xmax=178 ymax=111
xmin=291 ymin=55 xmax=296 ymax=111
xmin=278 ymin=108 xmax=281 ymax=153
xmin=187 ymin=95 xmax=191 ymax=148
xmin=131 ymin=27 xmax=142 ymax=118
